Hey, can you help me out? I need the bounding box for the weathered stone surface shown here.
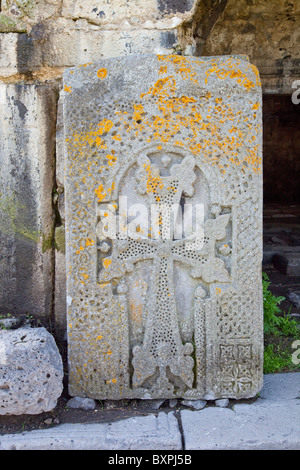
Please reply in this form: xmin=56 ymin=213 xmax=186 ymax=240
xmin=257 ymin=372 xmax=300 ymax=402
xmin=181 ymin=402 xmax=300 ymax=450
xmin=0 ymin=327 xmax=63 ymax=415
xmin=215 ymin=398 xmax=229 ymax=408
xmin=181 ymin=372 xmax=300 ymax=450
xmin=0 ymin=25 xmax=177 ymax=76
xmin=0 ymin=412 xmax=182 ymax=450
xmin=289 ymin=291 xmax=300 ymax=309
xmin=0 ymin=373 xmax=299 ymax=450
xmin=64 ymin=54 xmax=263 ymax=400
xmin=197 ymin=0 xmax=300 ymax=94
xmin=273 ymin=253 xmax=300 ymax=276
xmin=66 ymin=396 xmax=96 ymax=410
xmin=181 ymin=399 xmax=207 ymax=410
xmin=0 ymin=84 xmax=56 ymax=318
xmin=0 ymin=316 xmax=23 ymax=330
xmin=0 ymin=1 xmax=299 ymax=94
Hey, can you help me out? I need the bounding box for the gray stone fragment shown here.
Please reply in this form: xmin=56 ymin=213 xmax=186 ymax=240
xmin=0 ymin=317 xmax=22 ymax=329
xmin=273 ymin=253 xmax=300 ymax=276
xmin=0 ymin=327 xmax=63 ymax=415
xmin=182 ymin=399 xmax=207 ymax=410
xmin=67 ymin=397 xmax=96 ymax=410
xmin=289 ymin=291 xmax=300 ymax=309
xmin=270 ymin=236 xmax=288 ymax=246
xmin=215 ymin=398 xmax=229 ymax=407
xmin=44 ymin=418 xmax=53 ymax=425
xmin=169 ymin=399 xmax=178 ymax=408
xmin=150 ymin=399 xmax=166 ymax=410
xmin=133 ymin=399 xmax=165 ymax=410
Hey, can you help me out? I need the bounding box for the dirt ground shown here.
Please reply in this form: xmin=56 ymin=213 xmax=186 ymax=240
xmin=0 ymin=386 xmax=262 ymax=436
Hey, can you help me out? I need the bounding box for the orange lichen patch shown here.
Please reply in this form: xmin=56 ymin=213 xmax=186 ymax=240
xmin=82 ymin=273 xmax=89 ymax=280
xmin=111 ymin=134 xmax=122 ymax=141
xmin=158 ymin=55 xmax=199 ymax=85
xmin=141 ymin=76 xmax=176 ymax=101
xmin=252 ymin=102 xmax=260 ymax=110
xmin=106 ymin=151 xmax=117 ymax=166
xmin=129 ymin=300 xmax=143 ymax=325
xmin=76 ymin=245 xmax=84 ymax=255
xmin=250 ymin=63 xmax=261 ymax=87
xmin=106 ymin=378 xmax=117 ymax=384
xmin=205 ymin=58 xmax=258 ymax=92
xmin=95 ymin=183 xmax=106 ymax=201
xmin=95 ymin=181 xmax=115 ymax=202
xmin=64 ymin=85 xmax=72 ymax=93
xmin=102 ymin=258 xmax=112 ymax=269
xmin=85 ymin=238 xmax=94 ymax=247
xmin=216 ymin=287 xmax=222 ymax=295
xmin=100 ymin=119 xmax=114 ymax=133
xmin=97 ymin=68 xmax=107 ymax=79
xmin=132 ymin=103 xmax=145 ymax=122
xmin=69 ymin=119 xmax=114 ymax=155
xmin=245 ymin=146 xmax=262 ymax=173
xmin=143 ymin=163 xmax=164 ymax=195
xmin=159 ymin=65 xmax=167 ymax=74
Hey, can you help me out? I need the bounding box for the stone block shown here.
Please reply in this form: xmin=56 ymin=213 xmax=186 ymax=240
xmin=0 ymin=327 xmax=63 ymax=415
xmin=66 ymin=396 xmax=96 ymax=410
xmin=0 ymin=26 xmax=177 ymax=75
xmin=61 ymin=0 xmax=194 ymax=27
xmin=63 ymin=54 xmax=263 ymax=400
xmin=0 ymin=84 xmax=57 ymax=318
xmin=181 ymin=402 xmax=300 ymax=450
xmin=273 ymin=253 xmax=300 ymax=276
xmin=0 ymin=412 xmax=182 ymax=450
xmin=0 ymin=33 xmax=18 ymax=76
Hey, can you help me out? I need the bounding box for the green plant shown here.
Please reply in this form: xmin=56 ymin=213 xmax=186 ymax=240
xmin=263 ymin=272 xmax=300 ymax=373
xmin=276 ymin=313 xmax=300 ymax=338
xmin=262 ymin=272 xmax=285 ymax=334
xmin=0 ymin=313 xmax=12 ymax=330
xmin=263 ymin=344 xmax=290 ymax=374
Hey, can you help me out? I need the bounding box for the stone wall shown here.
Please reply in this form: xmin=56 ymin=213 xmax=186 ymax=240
xmin=0 ymin=0 xmax=299 ymax=338
xmin=191 ymin=0 xmax=300 ymax=94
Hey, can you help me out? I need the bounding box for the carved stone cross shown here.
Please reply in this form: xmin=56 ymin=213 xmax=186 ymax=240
xmin=65 ymin=55 xmax=263 ymax=401
xmin=97 ymin=153 xmax=230 ymax=394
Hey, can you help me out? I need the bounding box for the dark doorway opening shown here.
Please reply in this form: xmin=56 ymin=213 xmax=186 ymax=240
xmin=263 ymin=94 xmax=300 ymax=204
xmin=262 ymin=93 xmax=300 ymax=320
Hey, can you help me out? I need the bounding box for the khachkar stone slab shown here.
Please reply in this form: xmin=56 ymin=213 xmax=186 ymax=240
xmin=63 ymin=54 xmax=263 ymax=400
